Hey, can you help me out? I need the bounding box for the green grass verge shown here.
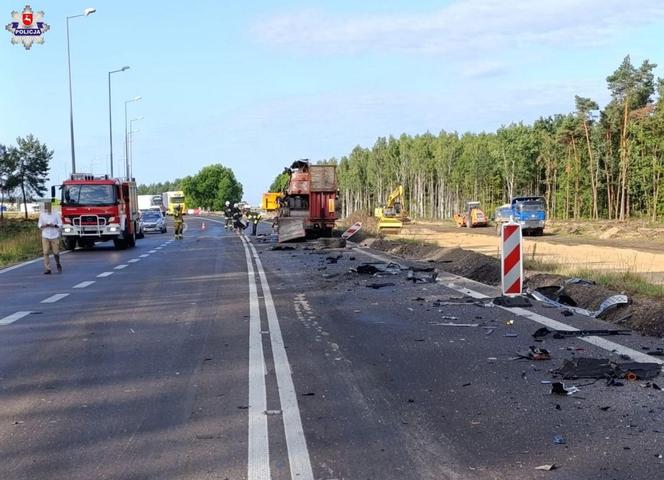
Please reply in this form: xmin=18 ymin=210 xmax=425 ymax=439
xmin=0 ymin=220 xmax=42 ymax=268
xmin=525 ymin=258 xmax=664 ymax=299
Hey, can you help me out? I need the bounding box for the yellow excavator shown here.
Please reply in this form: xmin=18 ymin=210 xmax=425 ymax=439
xmin=374 ymin=185 xmax=408 ymax=231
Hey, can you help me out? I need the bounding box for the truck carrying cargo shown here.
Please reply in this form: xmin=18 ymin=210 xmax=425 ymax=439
xmin=277 ymin=160 xmax=337 ymax=242
xmin=261 ymin=192 xmax=282 ymax=212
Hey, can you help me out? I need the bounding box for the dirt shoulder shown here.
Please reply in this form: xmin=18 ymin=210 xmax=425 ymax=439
xmin=386 ymin=222 xmax=664 ymax=285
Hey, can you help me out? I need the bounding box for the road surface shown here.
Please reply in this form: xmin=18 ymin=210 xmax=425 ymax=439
xmin=1 ymin=216 xmax=663 ymax=479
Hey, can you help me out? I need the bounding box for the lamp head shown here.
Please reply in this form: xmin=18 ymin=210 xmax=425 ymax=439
xmin=83 ymin=8 xmax=96 ymax=16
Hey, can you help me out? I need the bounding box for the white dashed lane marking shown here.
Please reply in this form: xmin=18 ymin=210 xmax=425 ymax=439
xmin=114 ymin=264 xmax=128 ymax=270
xmin=41 ymin=293 xmax=70 ymax=304
xmin=73 ymin=281 xmax=95 ymax=289
xmin=149 ymin=250 xmax=157 ymax=253
xmin=139 ymin=254 xmax=149 ymax=258
xmin=0 ymin=311 xmax=32 ymax=325
xmin=97 ymin=272 xmax=114 ymax=278
xmin=128 ymin=259 xmax=140 ymax=263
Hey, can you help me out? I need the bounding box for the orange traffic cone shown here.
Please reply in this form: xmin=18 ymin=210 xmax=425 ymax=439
xmin=201 ymin=221 xmax=207 ymax=231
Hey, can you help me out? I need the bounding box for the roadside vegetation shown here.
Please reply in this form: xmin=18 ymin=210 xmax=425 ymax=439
xmin=320 ymin=56 xmax=664 ymax=224
xmin=0 ymin=219 xmax=41 ymax=267
xmin=138 ymin=164 xmax=243 ymax=210
xmin=524 ymin=258 xmax=664 ymax=299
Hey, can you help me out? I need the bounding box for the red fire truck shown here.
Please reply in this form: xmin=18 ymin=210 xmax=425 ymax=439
xmin=52 ymin=174 xmax=142 ymax=250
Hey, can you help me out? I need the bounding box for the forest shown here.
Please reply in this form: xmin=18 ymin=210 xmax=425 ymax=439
xmin=324 ymin=56 xmax=664 ymax=222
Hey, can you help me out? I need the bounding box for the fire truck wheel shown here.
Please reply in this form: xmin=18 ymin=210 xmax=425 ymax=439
xmin=64 ymin=238 xmax=77 ymax=251
xmin=113 ymin=239 xmax=128 ymax=250
xmin=128 ymin=232 xmax=136 ymax=248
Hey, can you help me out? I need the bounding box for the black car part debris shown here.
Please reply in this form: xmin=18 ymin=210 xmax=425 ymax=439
xmin=406 ymin=269 xmax=438 ymax=283
xmin=366 ymin=282 xmax=396 ymax=289
xmin=532 ymin=327 xmax=631 ymax=339
xmin=492 ymin=295 xmax=532 ymax=308
xmin=554 ymin=357 xmax=661 ymax=380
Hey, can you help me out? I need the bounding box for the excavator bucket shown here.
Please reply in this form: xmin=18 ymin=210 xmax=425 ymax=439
xmin=278 ymin=217 xmax=306 ymax=243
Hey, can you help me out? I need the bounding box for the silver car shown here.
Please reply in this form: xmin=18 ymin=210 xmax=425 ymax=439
xmin=140 ymin=210 xmax=167 ymax=234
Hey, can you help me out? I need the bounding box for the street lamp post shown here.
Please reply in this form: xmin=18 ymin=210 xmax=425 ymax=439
xmin=129 ymin=117 xmax=143 ymax=179
xmin=107 ymin=66 xmax=129 ymax=177
xmin=66 ymin=7 xmax=96 ymax=174
xmin=124 ymin=97 xmax=141 ymax=178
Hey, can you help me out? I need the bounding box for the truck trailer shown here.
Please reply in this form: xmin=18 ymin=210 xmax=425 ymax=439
xmin=277 ymin=160 xmax=337 ymax=242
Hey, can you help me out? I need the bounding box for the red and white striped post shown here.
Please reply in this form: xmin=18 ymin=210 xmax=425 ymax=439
xmin=501 ymin=221 xmax=523 ymax=296
xmin=341 ymin=222 xmax=363 ymax=240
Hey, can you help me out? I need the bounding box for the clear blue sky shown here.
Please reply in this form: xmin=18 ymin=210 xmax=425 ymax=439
xmin=2 ymin=0 xmax=664 ymax=204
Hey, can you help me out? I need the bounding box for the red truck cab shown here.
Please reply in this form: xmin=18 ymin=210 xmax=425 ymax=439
xmin=54 ymin=174 xmax=141 ymax=250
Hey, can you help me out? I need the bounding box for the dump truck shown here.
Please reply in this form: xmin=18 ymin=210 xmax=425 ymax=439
xmin=454 ymin=201 xmax=488 ymax=228
xmin=511 ymin=196 xmax=546 ymax=236
xmin=261 ymin=192 xmax=282 ymax=212
xmin=277 ymin=160 xmax=337 ymax=242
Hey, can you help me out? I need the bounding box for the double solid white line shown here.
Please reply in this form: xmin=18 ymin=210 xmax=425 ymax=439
xmin=240 ymin=235 xmax=314 ymax=480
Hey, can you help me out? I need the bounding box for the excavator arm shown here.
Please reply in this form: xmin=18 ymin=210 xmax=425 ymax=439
xmin=385 ymin=185 xmax=404 ymax=209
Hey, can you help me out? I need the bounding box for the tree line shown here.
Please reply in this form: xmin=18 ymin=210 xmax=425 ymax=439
xmin=319 ymin=56 xmax=664 ymax=222
xmin=0 ymin=135 xmax=52 ymax=219
xmin=138 ymin=164 xmax=243 ymax=211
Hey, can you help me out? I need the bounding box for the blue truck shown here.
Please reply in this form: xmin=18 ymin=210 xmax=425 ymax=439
xmin=510 ymin=196 xmax=546 ymax=236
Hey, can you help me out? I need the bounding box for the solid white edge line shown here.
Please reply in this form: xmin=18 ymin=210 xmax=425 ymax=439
xmin=97 ymin=272 xmax=114 ymax=278
xmin=73 ymin=281 xmax=95 ymax=289
xmin=245 ymin=236 xmax=314 ymax=480
xmin=0 ymin=250 xmax=70 ymax=275
xmin=0 ymin=311 xmax=32 ymax=325
xmin=240 ymin=236 xmax=271 ymax=480
xmin=40 ymin=293 xmax=70 ymax=304
xmin=114 ymin=264 xmax=129 ymax=270
xmin=352 ymin=247 xmax=664 ymax=366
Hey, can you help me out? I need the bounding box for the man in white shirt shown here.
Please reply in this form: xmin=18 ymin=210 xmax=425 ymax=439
xmin=37 ymin=201 xmax=63 ymax=274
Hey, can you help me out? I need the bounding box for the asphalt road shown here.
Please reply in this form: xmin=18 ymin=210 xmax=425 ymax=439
xmin=2 ymin=216 xmax=664 ymax=479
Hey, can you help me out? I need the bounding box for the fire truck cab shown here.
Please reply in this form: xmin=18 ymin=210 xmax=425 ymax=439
xmin=53 ymin=174 xmax=141 ymax=250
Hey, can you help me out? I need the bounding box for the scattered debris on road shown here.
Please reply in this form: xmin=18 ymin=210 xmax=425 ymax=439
xmin=554 ymin=357 xmax=661 ymax=380
xmin=515 ymin=346 xmax=551 ymax=361
xmin=270 ymin=245 xmax=296 ymax=251
xmin=551 ymin=382 xmax=579 ymax=395
xmin=366 ymin=282 xmax=396 ymax=289
xmin=429 ymin=322 xmax=479 ymax=327
xmin=532 ymin=326 xmax=631 ymax=339
xmin=492 ymin=295 xmax=532 ymax=308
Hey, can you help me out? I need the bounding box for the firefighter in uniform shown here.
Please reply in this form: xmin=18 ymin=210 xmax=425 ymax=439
xmin=246 ymin=209 xmax=262 ymax=236
xmin=232 ymin=203 xmax=244 ymax=233
xmin=173 ymin=205 xmax=184 ymax=239
xmin=223 ymin=200 xmax=233 ymax=230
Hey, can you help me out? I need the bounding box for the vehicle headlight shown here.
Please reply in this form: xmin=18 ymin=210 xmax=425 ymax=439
xmin=109 ymin=226 xmax=118 ymax=232
xmin=64 ymin=227 xmax=72 ymax=233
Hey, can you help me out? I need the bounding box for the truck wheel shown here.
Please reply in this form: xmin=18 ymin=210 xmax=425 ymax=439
xmin=64 ymin=238 xmax=77 ymax=251
xmin=113 ymin=239 xmax=128 ymax=250
xmin=537 ymin=228 xmax=544 ymax=236
xmin=128 ymin=231 xmax=136 ymax=248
